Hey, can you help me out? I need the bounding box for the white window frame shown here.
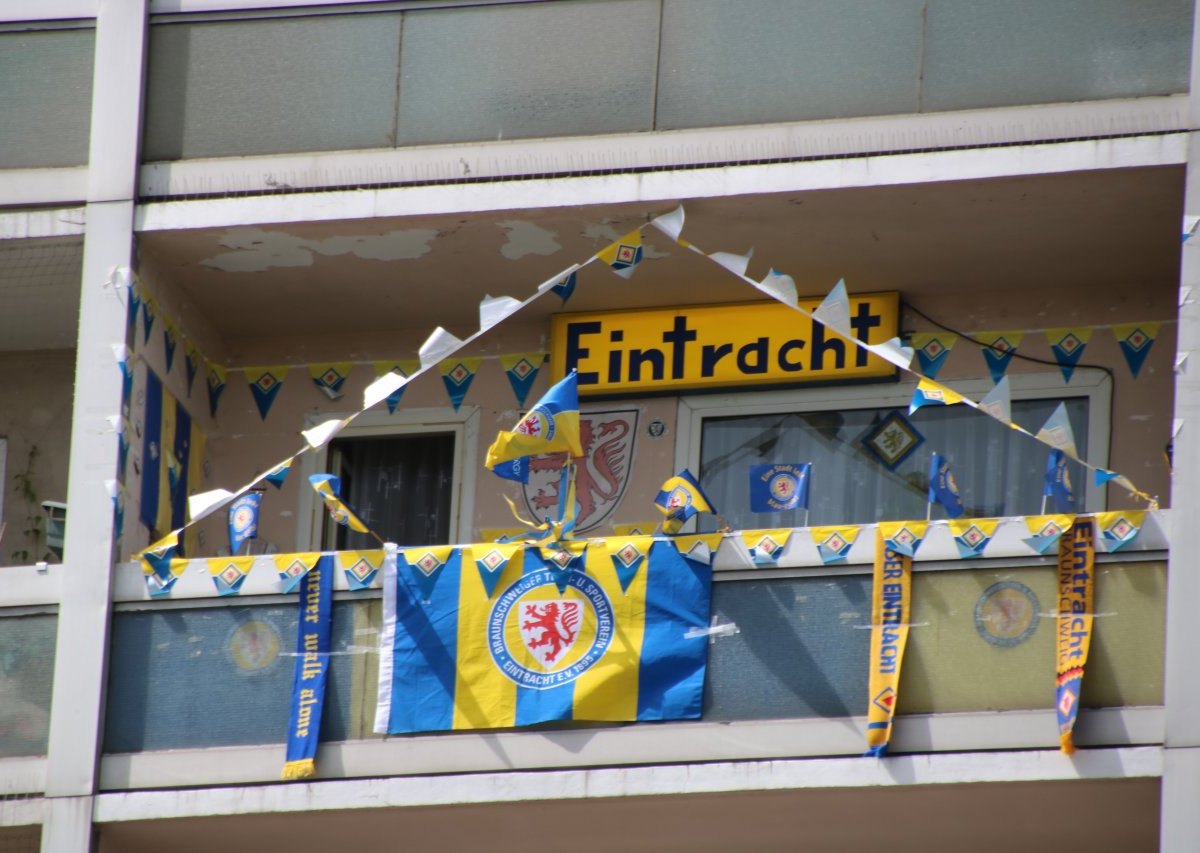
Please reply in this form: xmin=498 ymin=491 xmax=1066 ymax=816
xmin=297 ymin=405 xmax=479 ymax=552
xmin=674 ymin=371 xmax=1112 ymax=516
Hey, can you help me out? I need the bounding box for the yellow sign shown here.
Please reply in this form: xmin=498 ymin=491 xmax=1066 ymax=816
xmin=550 ymin=293 xmax=900 ymax=396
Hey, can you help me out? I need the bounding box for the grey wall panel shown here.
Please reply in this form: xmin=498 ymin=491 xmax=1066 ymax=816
xmin=0 ymin=30 xmax=94 ymax=169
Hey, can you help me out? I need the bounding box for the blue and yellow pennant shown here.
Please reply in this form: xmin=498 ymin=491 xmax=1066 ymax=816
xmin=245 ymin=366 xmax=288 ymax=420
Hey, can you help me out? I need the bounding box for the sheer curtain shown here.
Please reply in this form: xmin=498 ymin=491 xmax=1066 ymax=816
xmin=699 ymin=398 xmax=1088 ymax=530
xmin=328 ymin=432 xmax=455 ymax=549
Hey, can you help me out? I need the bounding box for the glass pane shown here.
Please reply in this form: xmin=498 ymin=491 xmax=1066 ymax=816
xmin=328 ymin=433 xmax=455 ymax=549
xmin=396 ymin=0 xmax=659 ymax=146
xmin=104 ymin=600 xmax=376 ymax=752
xmin=923 ymin=0 xmax=1192 ymax=112
xmin=0 ymin=613 xmax=57 ymax=757
xmin=657 ymin=0 xmax=923 ymax=130
xmin=143 ymin=14 xmax=402 ymax=161
xmin=0 ymin=29 xmax=94 ymax=168
xmin=699 ymin=397 xmax=1088 ymax=530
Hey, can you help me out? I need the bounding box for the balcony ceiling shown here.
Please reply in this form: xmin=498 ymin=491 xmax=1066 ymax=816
xmin=135 ymin=166 xmax=1183 ymax=359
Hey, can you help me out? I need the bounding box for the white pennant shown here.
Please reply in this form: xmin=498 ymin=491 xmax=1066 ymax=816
xmin=978 ymin=376 xmax=1012 ymax=423
xmin=363 ymin=370 xmax=410 ymax=410
xmin=1035 ymin=402 xmax=1079 ymax=459
xmin=419 ymin=327 xmax=464 ymax=369
xmin=189 ymin=488 xmax=235 ymax=522
xmin=865 ymin=337 xmax=914 ymax=371
xmin=755 ymin=269 xmax=798 ymax=306
xmin=812 ymin=278 xmax=852 ymax=336
xmin=651 ymin=205 xmax=685 ymax=242
xmin=708 ymin=249 xmax=753 ymax=278
xmin=302 ymin=417 xmax=346 ymax=450
xmin=479 ymin=294 xmax=523 ymax=332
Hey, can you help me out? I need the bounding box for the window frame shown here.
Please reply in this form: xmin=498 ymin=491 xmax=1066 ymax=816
xmin=297 ymin=405 xmax=479 ymax=552
xmin=674 ymin=371 xmax=1112 ymax=518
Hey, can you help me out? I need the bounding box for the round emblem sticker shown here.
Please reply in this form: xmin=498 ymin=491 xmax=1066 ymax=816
xmin=974 ymin=581 xmax=1040 ymax=647
xmin=227 ymin=620 xmax=282 ymax=673
xmin=769 ymin=472 xmax=797 ymax=502
xmin=488 ymin=569 xmax=613 ymax=689
xmin=231 ymin=505 xmax=255 ymax=534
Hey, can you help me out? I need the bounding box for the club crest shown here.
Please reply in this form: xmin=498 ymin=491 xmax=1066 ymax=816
xmin=488 ymin=568 xmax=614 ymax=689
xmin=523 ymin=410 xmax=637 ymax=533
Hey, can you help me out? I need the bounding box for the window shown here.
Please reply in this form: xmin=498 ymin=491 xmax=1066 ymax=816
xmin=676 ymin=373 xmax=1109 ymax=531
xmin=300 ymin=407 xmax=478 ymax=551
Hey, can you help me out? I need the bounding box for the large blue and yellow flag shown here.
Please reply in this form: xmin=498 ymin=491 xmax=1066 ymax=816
xmin=374 ymin=538 xmax=713 ymax=734
xmin=485 ymin=370 xmax=583 ymax=472
xmin=140 ymin=369 xmax=206 ymax=548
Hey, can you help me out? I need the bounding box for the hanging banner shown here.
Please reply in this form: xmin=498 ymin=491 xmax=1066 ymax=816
xmin=282 ymin=554 xmax=333 ymax=779
xmin=374 ymin=538 xmax=712 ymax=735
xmin=550 ymin=293 xmax=899 ymax=397
xmin=140 ymin=370 xmax=205 ymax=541
xmin=1055 ymin=516 xmax=1095 ymax=754
xmin=866 ymin=532 xmax=911 ymax=757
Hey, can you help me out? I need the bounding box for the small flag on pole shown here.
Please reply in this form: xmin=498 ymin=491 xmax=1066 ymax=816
xmin=1043 ymin=449 xmax=1075 ymax=513
xmin=228 ymin=490 xmax=263 ymax=555
xmin=309 ymin=474 xmax=370 ymax=534
xmin=927 ymin=453 xmax=965 ymax=518
xmin=654 ymin=470 xmax=716 ymax=534
xmin=748 ymin=463 xmax=811 ymax=512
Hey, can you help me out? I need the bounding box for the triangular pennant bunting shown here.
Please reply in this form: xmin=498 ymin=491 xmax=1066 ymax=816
xmin=309 ymin=363 xmax=352 ymax=400
xmin=741 ymin=529 xmax=793 ymax=566
xmin=139 ymin=533 xmax=182 ymax=598
xmin=274 ymin=552 xmax=321 ymax=594
xmin=208 ymin=556 xmax=255 ymax=596
xmin=1035 ymin=402 xmax=1079 ymax=460
xmin=878 ymin=520 xmax=929 ymax=558
xmin=1045 ymin=328 xmax=1093 ymax=383
xmin=338 ymin=550 xmax=384 ymax=591
xmin=183 ymin=339 xmax=200 ymax=395
xmin=1094 ymin=510 xmax=1145 ymax=552
xmin=468 ymin=542 xmax=523 ymax=598
xmin=810 ymin=525 xmax=859 ymax=564
xmin=978 ymin=332 xmax=1022 ymax=384
xmin=812 ymin=279 xmax=852 ymax=337
xmin=948 ymin=518 xmax=999 ymax=559
xmin=612 ymin=522 xmax=658 ymax=537
xmin=245 ymin=367 xmax=288 ymax=420
xmin=404 ymin=545 xmax=458 ymax=602
xmin=265 ymin=457 xmax=293 ymax=489
xmin=373 ymin=360 xmax=418 ymax=414
xmin=438 ymin=357 xmax=482 ymax=411
xmin=538 ymin=541 xmax=587 ymax=593
xmin=206 ymin=363 xmax=227 ymax=417
xmin=499 ymin=352 xmax=545 ymax=408
xmin=141 ymin=297 xmax=157 ymax=345
xmin=910 ymin=332 xmax=957 ymax=380
xmin=163 ymin=320 xmax=179 ymax=374
xmin=597 ymin=230 xmax=644 ymax=278
xmin=1022 ymin=515 xmax=1073 ymax=555
xmin=669 ymin=533 xmax=724 ymax=569
xmin=126 ymin=282 xmax=141 ymax=345
xmin=606 ymin=536 xmax=652 ymax=593
xmin=977 ymin=376 xmax=1012 ymax=424
xmin=549 ymin=270 xmax=577 ymax=304
xmin=1112 ymin=322 xmax=1159 ymax=379
xmin=909 ymin=378 xmax=968 ymax=414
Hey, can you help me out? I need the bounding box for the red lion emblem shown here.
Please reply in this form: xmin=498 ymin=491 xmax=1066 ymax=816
xmin=521 ymin=601 xmax=580 ymax=664
xmin=528 ymin=415 xmax=633 ymax=530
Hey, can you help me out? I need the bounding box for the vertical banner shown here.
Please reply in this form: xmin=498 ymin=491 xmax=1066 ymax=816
xmin=865 ymin=531 xmax=910 ymax=757
xmin=282 ymin=554 xmax=333 ymax=779
xmin=1055 ymin=516 xmax=1095 ymax=754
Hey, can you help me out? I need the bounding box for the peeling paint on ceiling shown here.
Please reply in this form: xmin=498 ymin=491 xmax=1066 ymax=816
xmin=582 ymin=222 xmax=669 ymax=259
xmin=497 ymin=220 xmax=561 ymax=260
xmin=201 ymin=228 xmax=439 ymax=272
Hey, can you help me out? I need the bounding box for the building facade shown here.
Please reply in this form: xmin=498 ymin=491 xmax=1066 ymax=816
xmin=1 ymin=1 xmax=1198 ymax=850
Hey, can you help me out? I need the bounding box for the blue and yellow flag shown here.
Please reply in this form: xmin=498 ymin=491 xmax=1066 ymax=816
xmin=597 ymin=230 xmax=644 ymax=278
xmin=927 ymin=453 xmax=964 ymax=518
xmin=140 ymin=370 xmax=205 ymax=546
xmin=1044 ymin=449 xmax=1075 ymax=513
xmin=308 ymin=474 xmax=370 ymax=534
xmin=374 ymin=538 xmax=713 ymax=734
xmin=748 ymin=463 xmax=810 ymax=512
xmin=485 ymin=371 xmax=583 ymax=471
xmin=865 ymin=532 xmax=910 ymax=757
xmin=654 ymin=469 xmax=716 ymax=533
xmin=228 ymin=491 xmax=262 ymax=555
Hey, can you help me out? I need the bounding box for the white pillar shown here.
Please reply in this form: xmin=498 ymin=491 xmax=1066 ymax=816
xmin=1160 ymin=3 xmax=1200 ymax=850
xmin=41 ymin=2 xmax=147 ymax=851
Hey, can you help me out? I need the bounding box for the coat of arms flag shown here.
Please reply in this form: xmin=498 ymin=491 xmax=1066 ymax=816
xmin=374 ymin=538 xmax=713 ymax=734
